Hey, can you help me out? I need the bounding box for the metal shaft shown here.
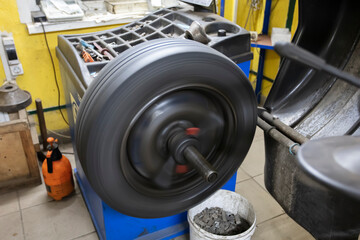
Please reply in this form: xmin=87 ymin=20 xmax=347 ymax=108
xmin=93 ymin=42 xmax=114 ymax=60
xmin=274 ymin=42 xmax=360 ymax=88
xmin=257 ymin=117 xmax=299 ymax=155
xmin=183 ymin=145 xmax=218 ymax=182
xmin=261 ymin=111 xmax=309 ymax=144
xmin=35 ymin=98 xmax=47 ymax=150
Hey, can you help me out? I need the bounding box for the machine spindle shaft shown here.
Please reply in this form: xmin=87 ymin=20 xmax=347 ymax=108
xmin=183 ymin=145 xmax=218 ymax=182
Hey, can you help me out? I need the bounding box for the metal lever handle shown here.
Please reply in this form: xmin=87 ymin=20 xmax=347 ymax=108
xmin=183 ymin=145 xmax=218 ymax=182
xmin=274 ymin=42 xmax=360 ymax=88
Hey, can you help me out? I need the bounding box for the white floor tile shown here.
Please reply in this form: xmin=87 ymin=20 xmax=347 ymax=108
xmin=22 ymin=195 xmax=94 ymax=240
xmin=236 ymin=167 xmax=251 ymax=183
xmin=235 ymin=179 xmax=284 ymax=224
xmin=253 ymin=126 xmax=265 ymax=142
xmin=253 ymin=174 xmax=266 ymax=190
xmin=18 ymin=183 xmax=53 ymax=209
xmin=72 ymin=232 xmax=99 ymax=240
xmin=171 ymin=234 xmax=189 ymax=240
xmin=0 ymin=211 xmax=23 ymax=240
xmin=252 ymin=214 xmax=314 ymax=240
xmin=73 ymin=174 xmax=81 ymax=195
xmin=59 ymin=142 xmax=74 ymax=154
xmin=240 ymin=138 xmax=265 ymax=177
xmin=0 ymin=191 xmax=19 ymax=217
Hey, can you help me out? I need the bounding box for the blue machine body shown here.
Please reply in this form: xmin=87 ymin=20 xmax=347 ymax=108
xmin=75 ymin=167 xmax=237 ymax=240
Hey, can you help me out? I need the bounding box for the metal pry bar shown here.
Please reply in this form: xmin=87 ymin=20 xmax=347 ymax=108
xmin=274 ymin=42 xmax=360 ymax=88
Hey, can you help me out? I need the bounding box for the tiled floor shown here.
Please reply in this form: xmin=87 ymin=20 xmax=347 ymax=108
xmin=235 ymin=128 xmax=314 ymax=240
xmin=0 ymin=128 xmax=330 ymax=240
xmin=0 ymin=144 xmax=96 ymax=240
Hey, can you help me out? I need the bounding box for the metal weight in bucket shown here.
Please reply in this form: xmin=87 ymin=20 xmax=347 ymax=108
xmin=188 ymin=190 xmax=256 ymax=240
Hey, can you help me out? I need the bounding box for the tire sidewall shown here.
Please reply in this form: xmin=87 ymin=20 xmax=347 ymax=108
xmin=78 ymin=40 xmax=257 ymax=217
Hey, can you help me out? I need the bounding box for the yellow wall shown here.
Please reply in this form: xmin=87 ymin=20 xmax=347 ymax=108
xmin=223 ymin=0 xmax=299 ymax=98
xmin=0 ymin=0 xmax=123 ymax=132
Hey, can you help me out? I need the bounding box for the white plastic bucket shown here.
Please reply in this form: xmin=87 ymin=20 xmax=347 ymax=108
xmin=188 ymin=190 xmax=256 ymax=240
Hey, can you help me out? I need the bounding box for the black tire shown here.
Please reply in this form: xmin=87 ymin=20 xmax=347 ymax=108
xmin=76 ymin=39 xmax=257 ymax=218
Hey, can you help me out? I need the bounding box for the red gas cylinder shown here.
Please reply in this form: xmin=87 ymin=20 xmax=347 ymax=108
xmin=42 ymin=137 xmax=74 ymax=200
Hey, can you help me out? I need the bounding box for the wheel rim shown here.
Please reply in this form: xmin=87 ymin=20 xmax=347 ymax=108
xmin=122 ymin=85 xmax=237 ymax=197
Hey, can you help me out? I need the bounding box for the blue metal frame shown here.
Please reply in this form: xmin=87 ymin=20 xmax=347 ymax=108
xmin=220 ymin=0 xmax=225 ymax=16
xmin=250 ymin=42 xmax=274 ymax=50
xmin=254 ymin=0 xmax=272 ymax=102
xmin=237 ymin=60 xmax=251 ymax=77
xmin=262 ymin=0 xmax=272 ymax=36
xmin=75 ymin=168 xmax=237 ymax=240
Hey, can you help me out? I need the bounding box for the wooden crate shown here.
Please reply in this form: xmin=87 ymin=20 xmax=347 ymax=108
xmin=0 ymin=109 xmax=41 ymax=193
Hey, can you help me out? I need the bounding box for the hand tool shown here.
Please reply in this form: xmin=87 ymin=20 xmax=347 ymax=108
xmin=81 ymin=50 xmax=94 ymax=63
xmin=80 ymin=40 xmax=94 ymax=49
xmin=85 ymin=47 xmax=103 ymax=61
xmin=76 ymin=43 xmax=94 ymax=62
xmin=79 ymin=40 xmax=103 ymax=61
xmin=93 ymin=42 xmax=114 ymax=60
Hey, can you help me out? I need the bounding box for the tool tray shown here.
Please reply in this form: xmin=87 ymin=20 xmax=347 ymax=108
xmin=57 ymin=5 xmax=252 ymax=88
